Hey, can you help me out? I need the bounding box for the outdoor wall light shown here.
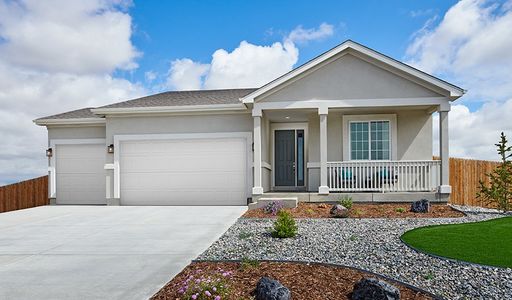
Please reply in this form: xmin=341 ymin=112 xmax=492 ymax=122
xmin=107 ymin=144 xmax=114 ymax=154
xmin=46 ymin=148 xmax=53 ymax=158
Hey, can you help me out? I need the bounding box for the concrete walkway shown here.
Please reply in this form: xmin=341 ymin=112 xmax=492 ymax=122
xmin=0 ymin=205 xmax=246 ymax=300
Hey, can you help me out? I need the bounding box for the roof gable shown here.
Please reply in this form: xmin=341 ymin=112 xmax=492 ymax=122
xmin=241 ymin=40 xmax=465 ymax=103
xmin=258 ymin=52 xmax=443 ymax=102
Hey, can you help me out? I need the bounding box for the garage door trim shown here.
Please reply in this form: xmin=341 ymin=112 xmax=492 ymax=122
xmin=113 ymin=132 xmax=252 ymax=200
xmin=49 ymin=138 xmax=106 ymax=198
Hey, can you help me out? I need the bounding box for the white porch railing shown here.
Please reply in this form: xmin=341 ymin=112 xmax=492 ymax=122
xmin=327 ymin=160 xmax=440 ymax=192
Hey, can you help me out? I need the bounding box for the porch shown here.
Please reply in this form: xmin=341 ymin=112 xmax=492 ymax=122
xmin=251 ymin=106 xmax=451 ymax=201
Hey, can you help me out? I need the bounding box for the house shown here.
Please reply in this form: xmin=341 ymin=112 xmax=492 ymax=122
xmin=34 ymin=40 xmax=464 ymax=206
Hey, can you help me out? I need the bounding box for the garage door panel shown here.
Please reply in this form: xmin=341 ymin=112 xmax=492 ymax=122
xmin=121 ymin=154 xmax=245 ymax=173
xmin=58 ymin=158 xmax=105 ymax=173
xmin=121 ymin=190 xmax=247 ymax=206
xmin=121 ymin=172 xmax=246 ymax=190
xmin=56 ymin=144 xmax=106 ymax=205
xmin=120 ymin=137 xmax=248 ymax=205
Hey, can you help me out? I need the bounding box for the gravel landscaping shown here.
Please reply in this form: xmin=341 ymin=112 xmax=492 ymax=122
xmin=198 ymin=211 xmax=512 ymax=300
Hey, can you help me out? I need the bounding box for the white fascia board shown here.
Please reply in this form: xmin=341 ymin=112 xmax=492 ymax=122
xmin=241 ymin=40 xmax=465 ymax=103
xmin=33 ymin=118 xmax=106 ymax=126
xmin=252 ymin=97 xmax=450 ymax=112
xmin=91 ymin=103 xmax=248 ymax=115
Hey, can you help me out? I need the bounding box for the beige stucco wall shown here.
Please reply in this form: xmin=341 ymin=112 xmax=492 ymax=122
xmin=48 ymin=126 xmax=106 ymax=141
xmin=257 ymin=53 xmax=442 ymax=102
xmin=396 ymin=110 xmax=433 ymax=160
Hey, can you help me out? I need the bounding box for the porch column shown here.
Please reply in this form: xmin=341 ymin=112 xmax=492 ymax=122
xmin=438 ymin=108 xmax=451 ymax=194
xmin=252 ymin=110 xmax=264 ymax=195
xmin=318 ymin=107 xmax=329 ymax=194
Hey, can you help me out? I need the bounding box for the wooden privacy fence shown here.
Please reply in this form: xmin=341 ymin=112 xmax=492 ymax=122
xmin=446 ymin=157 xmax=500 ymax=208
xmin=0 ymin=175 xmax=48 ymax=213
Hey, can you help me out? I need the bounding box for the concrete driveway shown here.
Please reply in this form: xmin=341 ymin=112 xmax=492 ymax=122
xmin=0 ymin=205 xmax=246 ymax=300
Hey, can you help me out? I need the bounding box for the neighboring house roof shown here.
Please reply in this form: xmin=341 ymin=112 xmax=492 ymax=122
xmin=241 ymin=40 xmax=466 ymax=103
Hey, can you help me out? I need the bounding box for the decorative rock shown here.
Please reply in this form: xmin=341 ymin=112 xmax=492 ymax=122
xmin=411 ymin=199 xmax=430 ymax=213
xmin=255 ymin=277 xmax=291 ymax=300
xmin=330 ymin=204 xmax=349 ymax=218
xmin=352 ymin=277 xmax=400 ymax=300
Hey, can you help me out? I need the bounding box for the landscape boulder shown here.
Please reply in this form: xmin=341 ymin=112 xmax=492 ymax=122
xmin=410 ymin=199 xmax=430 ymax=213
xmin=254 ymin=277 xmax=291 ymax=300
xmin=352 ymin=277 xmax=400 ymax=300
xmin=330 ymin=204 xmax=350 ymax=218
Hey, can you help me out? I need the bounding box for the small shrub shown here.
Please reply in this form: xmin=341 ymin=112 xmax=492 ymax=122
xmin=395 ymin=207 xmax=405 ymax=213
xmin=353 ymin=209 xmax=364 ymax=217
xmin=423 ymin=271 xmax=435 ymax=280
xmin=238 ymin=231 xmax=253 ymax=240
xmin=477 ymin=132 xmax=512 ymax=211
xmin=175 ymin=268 xmax=232 ymax=300
xmin=338 ymin=196 xmax=353 ymax=209
xmin=271 ymin=211 xmax=298 ymax=238
xmin=240 ymin=257 xmax=260 ymax=270
xmin=263 ymin=200 xmax=284 ymax=215
xmin=306 ymin=208 xmax=315 ymax=215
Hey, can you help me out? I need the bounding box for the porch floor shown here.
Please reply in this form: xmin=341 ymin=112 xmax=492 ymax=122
xmin=253 ymin=192 xmax=447 ymax=203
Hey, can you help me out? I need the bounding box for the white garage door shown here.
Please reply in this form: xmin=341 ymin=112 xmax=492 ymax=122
xmin=119 ymin=137 xmax=248 ymax=205
xmin=56 ymin=144 xmax=106 ymax=205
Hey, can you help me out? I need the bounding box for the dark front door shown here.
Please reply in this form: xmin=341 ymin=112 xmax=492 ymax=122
xmin=275 ymin=130 xmax=296 ymax=186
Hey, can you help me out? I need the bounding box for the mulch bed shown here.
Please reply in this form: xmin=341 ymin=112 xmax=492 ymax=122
xmin=243 ymin=203 xmax=464 ymax=218
xmin=151 ymin=261 xmax=433 ymax=300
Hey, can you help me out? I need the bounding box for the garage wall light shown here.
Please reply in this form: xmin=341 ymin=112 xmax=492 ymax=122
xmin=46 ymin=148 xmax=53 ymax=158
xmin=107 ymin=144 xmax=115 ymax=154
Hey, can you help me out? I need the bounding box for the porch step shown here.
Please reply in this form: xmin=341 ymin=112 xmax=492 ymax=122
xmin=248 ymin=197 xmax=298 ymax=210
xmin=253 ymin=193 xmax=311 ymax=202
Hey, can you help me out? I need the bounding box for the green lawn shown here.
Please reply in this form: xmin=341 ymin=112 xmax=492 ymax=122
xmin=401 ymin=217 xmax=512 ymax=268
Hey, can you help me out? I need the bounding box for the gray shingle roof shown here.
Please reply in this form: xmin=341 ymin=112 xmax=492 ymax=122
xmin=36 ymin=108 xmax=101 ymax=120
xmin=35 ymin=88 xmax=256 ymax=121
xmin=97 ymin=88 xmax=257 ymax=109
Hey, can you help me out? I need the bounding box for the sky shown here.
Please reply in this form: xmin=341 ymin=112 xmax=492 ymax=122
xmin=1 ymin=0 xmax=511 ymax=185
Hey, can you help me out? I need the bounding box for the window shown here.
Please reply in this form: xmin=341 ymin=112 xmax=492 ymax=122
xmin=350 ymin=121 xmax=390 ymax=160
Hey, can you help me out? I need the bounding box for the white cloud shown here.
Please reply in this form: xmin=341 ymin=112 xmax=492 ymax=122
xmin=144 ymin=71 xmax=157 ymax=82
xmin=203 ymin=40 xmax=298 ymax=89
xmin=406 ymin=0 xmax=512 ymax=101
xmin=167 ymin=23 xmax=333 ymax=90
xmin=286 ymin=22 xmax=334 ymax=44
xmin=167 ymin=59 xmax=209 ymax=90
xmin=0 ymin=0 xmax=139 ymax=74
xmin=407 ymin=0 xmax=512 ymax=160
xmin=0 ymin=0 xmax=144 ymax=186
xmin=433 ymin=100 xmax=512 ymax=160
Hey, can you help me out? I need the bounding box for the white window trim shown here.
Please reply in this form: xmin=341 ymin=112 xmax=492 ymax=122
xmin=342 ymin=114 xmax=397 ymax=161
xmin=48 ymin=138 xmax=106 ymax=198
xmin=270 ymin=123 xmax=308 ymax=190
xmin=112 ymin=132 xmax=253 ymax=200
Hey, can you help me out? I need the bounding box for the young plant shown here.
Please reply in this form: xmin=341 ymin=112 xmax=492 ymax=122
xmin=423 ymin=270 xmax=435 ymax=280
xmin=477 ymin=132 xmax=512 ymax=211
xmin=395 ymin=207 xmax=405 ymax=213
xmin=263 ymin=200 xmax=284 ymax=215
xmin=240 ymin=257 xmax=260 ymax=270
xmin=271 ymin=211 xmax=298 ymax=238
xmin=175 ymin=268 xmax=232 ymax=300
xmin=338 ymin=196 xmax=353 ymax=209
xmin=238 ymin=231 xmax=253 ymax=240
